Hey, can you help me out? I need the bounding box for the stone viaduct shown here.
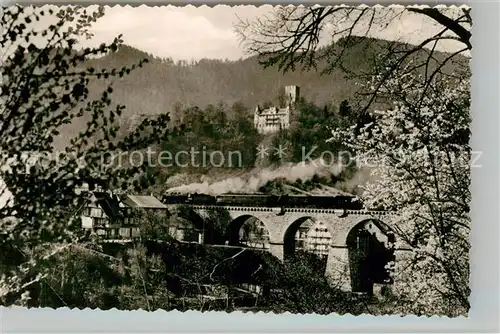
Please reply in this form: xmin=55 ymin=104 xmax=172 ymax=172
xmin=165 ymin=203 xmax=410 ymax=292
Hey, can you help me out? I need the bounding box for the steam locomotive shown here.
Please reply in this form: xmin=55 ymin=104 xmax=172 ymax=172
xmin=162 ymin=192 xmax=363 ymax=210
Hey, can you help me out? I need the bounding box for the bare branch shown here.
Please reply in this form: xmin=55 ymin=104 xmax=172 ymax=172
xmin=407 ymin=8 xmax=472 ymax=49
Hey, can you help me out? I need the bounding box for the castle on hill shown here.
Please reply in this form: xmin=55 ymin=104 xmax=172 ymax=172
xmin=254 ymin=85 xmax=300 ymax=134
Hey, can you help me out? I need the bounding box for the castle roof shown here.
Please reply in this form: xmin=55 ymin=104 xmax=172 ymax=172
xmin=256 ymin=106 xmax=289 ymax=115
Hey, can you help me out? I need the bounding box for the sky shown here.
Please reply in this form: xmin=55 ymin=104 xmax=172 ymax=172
xmin=79 ymin=5 xmax=469 ymax=61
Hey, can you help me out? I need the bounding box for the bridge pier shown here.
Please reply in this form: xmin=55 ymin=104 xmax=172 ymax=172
xmin=326 ymin=246 xmax=351 ymax=291
xmin=268 ymin=241 xmax=284 ymax=261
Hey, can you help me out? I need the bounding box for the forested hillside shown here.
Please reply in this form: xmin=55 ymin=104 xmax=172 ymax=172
xmin=84 ymin=45 xmax=356 ymax=118
xmin=53 ymin=36 xmax=465 ymax=150
xmin=45 ymin=36 xmax=466 ymax=196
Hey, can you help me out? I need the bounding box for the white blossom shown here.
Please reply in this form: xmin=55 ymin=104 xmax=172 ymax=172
xmin=331 ymin=68 xmax=470 ymax=315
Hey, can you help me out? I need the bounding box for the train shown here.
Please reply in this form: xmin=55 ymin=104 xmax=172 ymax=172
xmin=161 ymin=192 xmax=364 ymax=210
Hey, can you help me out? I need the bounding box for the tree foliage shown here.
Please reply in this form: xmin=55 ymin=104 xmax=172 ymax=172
xmin=238 ymin=7 xmax=471 ymax=314
xmin=159 ymin=102 xmax=260 ymax=172
xmin=0 ymin=5 xmax=170 ymax=301
xmin=236 ymin=6 xmax=471 ymax=117
xmin=330 ymin=63 xmax=471 ymax=315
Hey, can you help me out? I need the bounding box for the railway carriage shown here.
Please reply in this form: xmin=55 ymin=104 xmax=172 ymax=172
xmin=162 ymin=192 xmax=364 ymax=210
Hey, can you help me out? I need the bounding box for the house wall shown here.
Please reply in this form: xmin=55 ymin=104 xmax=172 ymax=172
xmin=302 ymin=220 xmax=331 ymax=257
xmin=81 ymin=216 xmax=93 ymax=229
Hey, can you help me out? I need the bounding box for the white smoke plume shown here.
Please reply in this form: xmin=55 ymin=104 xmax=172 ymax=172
xmin=333 ymin=167 xmax=377 ymax=195
xmin=165 ymin=158 xmax=346 ymax=195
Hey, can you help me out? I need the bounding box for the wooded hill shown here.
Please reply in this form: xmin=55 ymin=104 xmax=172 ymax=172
xmin=53 ymin=36 xmax=468 ymax=149
xmin=86 ymin=36 xmax=467 ymax=112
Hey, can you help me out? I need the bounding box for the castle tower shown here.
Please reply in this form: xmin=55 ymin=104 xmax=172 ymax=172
xmin=253 ymin=105 xmax=261 ymax=129
xmin=285 ymin=85 xmax=300 ymax=108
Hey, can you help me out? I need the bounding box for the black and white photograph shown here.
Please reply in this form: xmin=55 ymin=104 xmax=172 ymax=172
xmin=0 ymin=4 xmax=471 ymax=317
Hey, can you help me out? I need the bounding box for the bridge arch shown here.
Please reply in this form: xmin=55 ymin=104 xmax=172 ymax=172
xmin=283 ymin=216 xmax=333 ymax=262
xmin=346 ymin=218 xmax=396 ymax=294
xmin=227 ymin=214 xmax=271 ymax=249
xmin=171 ymin=206 xmax=211 ymax=243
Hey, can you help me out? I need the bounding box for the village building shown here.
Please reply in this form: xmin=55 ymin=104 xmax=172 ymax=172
xmin=80 ymin=189 xmax=167 ymax=240
xmin=295 ymin=219 xmax=331 ymax=260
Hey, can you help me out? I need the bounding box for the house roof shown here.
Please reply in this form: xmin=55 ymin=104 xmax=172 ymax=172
xmin=368 ymin=219 xmax=394 ymax=236
xmin=121 ymin=195 xmax=167 ymax=209
xmin=93 ymin=191 xmax=124 ymax=220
